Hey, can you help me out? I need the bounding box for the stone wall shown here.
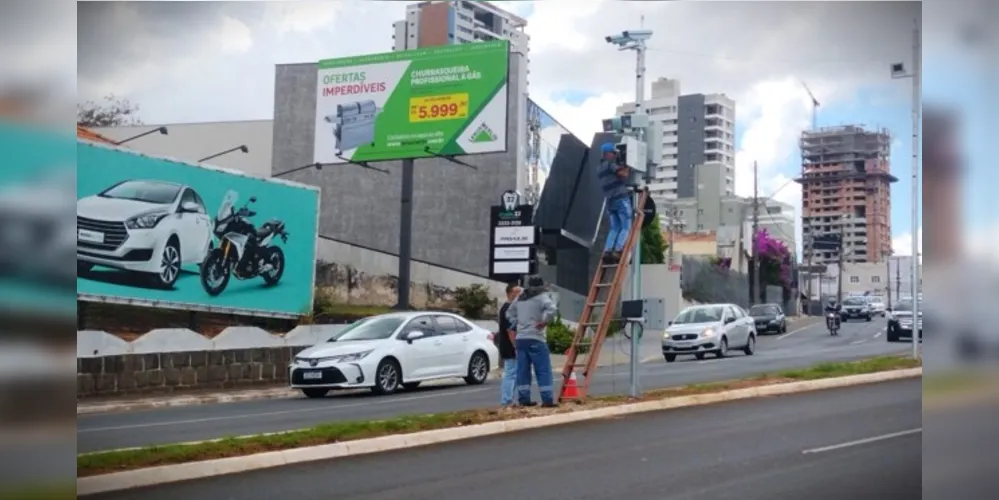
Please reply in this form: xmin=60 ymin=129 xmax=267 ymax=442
xmin=77 ymin=346 xmax=307 ymax=398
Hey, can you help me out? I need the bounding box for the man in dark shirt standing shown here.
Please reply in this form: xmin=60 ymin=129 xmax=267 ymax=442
xmin=497 ymin=283 xmax=521 ymax=407
xmin=597 ymin=142 xmax=633 ymax=263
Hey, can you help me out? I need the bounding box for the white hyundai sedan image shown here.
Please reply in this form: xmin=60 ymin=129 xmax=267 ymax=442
xmin=289 ymin=312 xmax=498 ymax=398
xmin=77 ymin=179 xmax=214 ymax=289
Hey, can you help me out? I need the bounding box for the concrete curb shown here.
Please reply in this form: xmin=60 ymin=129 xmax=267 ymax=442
xmin=77 ymin=371 xmax=506 ymax=416
xmin=77 ymin=367 xmax=921 ymax=496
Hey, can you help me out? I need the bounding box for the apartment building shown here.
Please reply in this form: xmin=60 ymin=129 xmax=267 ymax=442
xmin=666 ymin=161 xmax=796 ymax=252
xmin=796 ymin=125 xmax=896 ymax=265
xmin=803 ymin=256 xmax=921 ymax=302
xmin=616 ymin=77 xmax=736 ymax=205
xmin=393 ymin=1 xmax=529 ymax=54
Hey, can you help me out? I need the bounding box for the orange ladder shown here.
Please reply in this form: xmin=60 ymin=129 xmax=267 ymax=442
xmin=559 ymin=188 xmax=649 ymax=402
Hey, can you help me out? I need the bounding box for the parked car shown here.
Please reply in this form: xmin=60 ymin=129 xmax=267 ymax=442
xmin=77 ymin=179 xmax=213 ymax=288
xmin=840 ymin=297 xmax=873 ymax=321
xmin=661 ymin=304 xmax=757 ymax=362
xmin=887 ymin=299 xmax=922 ymax=342
xmin=289 ymin=312 xmax=498 ymax=398
xmin=867 ymin=297 xmax=887 ymax=317
xmin=748 ymin=303 xmax=787 ymax=334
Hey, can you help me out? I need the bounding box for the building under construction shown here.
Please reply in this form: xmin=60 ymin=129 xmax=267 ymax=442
xmin=797 ymin=125 xmax=897 ymax=266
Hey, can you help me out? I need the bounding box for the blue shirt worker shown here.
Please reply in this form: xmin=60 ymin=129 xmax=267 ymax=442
xmin=506 ymin=275 xmax=558 ymax=408
xmin=597 ymin=142 xmax=634 ymax=263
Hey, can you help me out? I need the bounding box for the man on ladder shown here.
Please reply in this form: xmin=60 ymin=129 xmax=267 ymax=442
xmin=598 ymin=142 xmax=634 ymax=264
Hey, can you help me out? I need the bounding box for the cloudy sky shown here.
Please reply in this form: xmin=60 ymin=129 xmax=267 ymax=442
xmin=69 ymin=0 xmax=995 ymax=259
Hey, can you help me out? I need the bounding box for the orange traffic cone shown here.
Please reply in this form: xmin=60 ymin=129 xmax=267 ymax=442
xmin=562 ymin=372 xmax=580 ymax=399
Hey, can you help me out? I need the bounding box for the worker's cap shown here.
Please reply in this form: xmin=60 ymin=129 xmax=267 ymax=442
xmin=526 ymin=275 xmax=545 ymax=288
xmin=600 ymin=142 xmax=616 ymax=153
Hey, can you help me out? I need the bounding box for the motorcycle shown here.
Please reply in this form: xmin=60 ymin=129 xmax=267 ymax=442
xmin=200 ymin=191 xmax=289 ymax=296
xmin=826 ymin=312 xmax=840 ymax=336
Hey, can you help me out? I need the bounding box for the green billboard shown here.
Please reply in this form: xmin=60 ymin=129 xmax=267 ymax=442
xmin=77 ymin=141 xmax=320 ymax=318
xmin=314 ymin=40 xmax=509 ymax=164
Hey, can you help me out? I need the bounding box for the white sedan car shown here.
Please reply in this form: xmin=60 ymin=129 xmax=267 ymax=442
xmin=661 ymin=303 xmax=757 ymax=361
xmin=289 ymin=312 xmax=498 ymax=398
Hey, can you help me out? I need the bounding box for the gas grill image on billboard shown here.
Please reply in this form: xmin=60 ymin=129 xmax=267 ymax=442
xmin=323 ymin=100 xmax=381 ymax=154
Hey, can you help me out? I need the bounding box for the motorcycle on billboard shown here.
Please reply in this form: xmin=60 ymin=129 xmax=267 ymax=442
xmin=199 ymin=190 xmax=289 ymax=296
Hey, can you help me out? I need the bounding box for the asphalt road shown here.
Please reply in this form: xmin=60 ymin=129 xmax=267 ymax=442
xmin=79 ymin=316 xmax=911 ymax=453
xmin=85 ymin=378 xmax=922 ymax=500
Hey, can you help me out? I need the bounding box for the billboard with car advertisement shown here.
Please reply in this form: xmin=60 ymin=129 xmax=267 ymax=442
xmin=314 ymin=40 xmax=509 ymax=164
xmin=76 ymin=140 xmax=320 ymax=318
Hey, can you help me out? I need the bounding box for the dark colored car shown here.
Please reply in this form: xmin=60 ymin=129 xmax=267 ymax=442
xmin=887 ymin=300 xmax=922 ymax=342
xmin=840 ymin=297 xmax=873 ymax=322
xmin=748 ymin=303 xmax=786 ymax=334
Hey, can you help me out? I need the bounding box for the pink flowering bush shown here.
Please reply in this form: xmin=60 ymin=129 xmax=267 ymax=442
xmin=753 ymin=229 xmax=792 ymax=287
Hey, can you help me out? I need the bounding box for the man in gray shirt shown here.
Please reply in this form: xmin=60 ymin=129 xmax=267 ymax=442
xmin=507 ymin=275 xmax=558 ymax=407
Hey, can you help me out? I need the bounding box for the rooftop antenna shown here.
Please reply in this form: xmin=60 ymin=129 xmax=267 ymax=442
xmin=800 ymin=80 xmax=819 ymax=130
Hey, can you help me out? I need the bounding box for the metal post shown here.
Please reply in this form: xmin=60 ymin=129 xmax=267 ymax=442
xmin=909 ymin=20 xmax=921 ymax=359
xmin=751 ymin=161 xmax=760 ymax=305
xmin=628 ymin=39 xmax=647 ymax=399
xmin=837 ymin=219 xmax=845 ymax=304
xmin=395 ymin=158 xmax=415 ymax=309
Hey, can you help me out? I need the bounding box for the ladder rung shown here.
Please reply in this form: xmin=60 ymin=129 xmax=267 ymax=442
xmin=588 ymin=302 xmax=607 ymax=307
xmin=600 ymin=264 xmax=618 ymax=268
xmin=595 ymin=283 xmax=612 ymax=288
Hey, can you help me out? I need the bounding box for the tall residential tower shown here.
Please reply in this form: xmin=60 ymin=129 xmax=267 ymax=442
xmin=797 ymin=125 xmax=897 ymax=266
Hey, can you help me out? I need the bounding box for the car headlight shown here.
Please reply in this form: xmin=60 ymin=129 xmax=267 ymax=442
xmin=700 ymin=327 xmax=715 ymax=338
xmin=125 ymin=212 xmax=168 ymax=229
xmin=662 ymin=332 xmax=670 ymax=339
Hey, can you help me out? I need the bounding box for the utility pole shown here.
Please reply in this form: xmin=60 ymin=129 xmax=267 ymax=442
xmin=836 ymin=219 xmax=845 ymax=305
xmin=665 ymin=206 xmax=678 ymax=267
xmin=885 ymin=252 xmax=892 ymax=309
xmin=750 ymin=161 xmax=760 ymax=305
xmin=804 ymin=236 xmax=814 ymax=314
xmin=896 ymin=259 xmax=901 ymax=301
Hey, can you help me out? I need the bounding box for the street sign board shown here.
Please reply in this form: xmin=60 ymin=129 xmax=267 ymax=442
xmin=489 ymin=190 xmax=536 ymax=281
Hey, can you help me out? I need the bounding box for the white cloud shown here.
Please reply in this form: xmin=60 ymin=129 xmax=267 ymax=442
xmin=892 ymin=228 xmax=922 ymax=257
xmin=265 ymin=1 xmax=345 ymax=35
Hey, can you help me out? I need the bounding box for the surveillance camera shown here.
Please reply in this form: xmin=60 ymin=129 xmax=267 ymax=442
xmin=605 ymin=35 xmax=612 ymax=43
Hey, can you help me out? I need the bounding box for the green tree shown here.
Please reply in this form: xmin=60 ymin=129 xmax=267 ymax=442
xmin=640 ymin=216 xmax=667 ymax=264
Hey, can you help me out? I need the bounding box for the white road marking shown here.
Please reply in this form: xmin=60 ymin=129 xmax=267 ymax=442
xmin=850 ymin=339 xmax=868 ymax=345
xmin=78 ymin=387 xmax=491 ymax=433
xmin=874 ymin=329 xmax=884 ymax=339
xmin=777 ymin=322 xmax=817 ymax=340
xmin=802 ymin=428 xmax=922 ymax=454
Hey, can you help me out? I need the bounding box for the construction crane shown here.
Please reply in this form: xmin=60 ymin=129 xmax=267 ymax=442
xmin=801 ymin=80 xmax=819 ymax=131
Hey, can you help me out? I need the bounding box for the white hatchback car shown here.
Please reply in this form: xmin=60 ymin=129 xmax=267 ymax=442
xmin=661 ymin=303 xmax=757 ymax=362
xmin=77 ymin=179 xmax=213 ymax=289
xmin=289 ymin=312 xmax=499 ymax=398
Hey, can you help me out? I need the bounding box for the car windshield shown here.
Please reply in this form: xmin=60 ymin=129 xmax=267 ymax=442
xmin=335 ymin=316 xmax=405 ymax=341
xmin=673 ymin=306 xmax=724 ymax=325
xmin=327 ymin=318 xmax=369 ymax=342
xmin=894 ymin=301 xmax=914 ymax=312
xmin=99 ymin=181 xmax=181 ymax=204
xmin=844 ymin=298 xmax=866 ymax=306
xmin=749 ymin=305 xmax=778 ymax=315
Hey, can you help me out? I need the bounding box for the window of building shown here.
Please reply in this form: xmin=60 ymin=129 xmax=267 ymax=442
xmin=871 ymin=276 xmax=881 ymax=283
xmin=850 ymin=276 xmax=860 ymax=284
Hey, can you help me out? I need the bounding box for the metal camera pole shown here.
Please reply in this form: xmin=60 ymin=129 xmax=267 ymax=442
xmin=627 ymin=36 xmax=648 ymax=399
xmin=909 ymin=20 xmax=921 ymax=359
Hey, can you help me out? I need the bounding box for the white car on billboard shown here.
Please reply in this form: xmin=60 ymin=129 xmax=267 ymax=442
xmin=77 ymin=179 xmax=213 ymax=289
xmin=289 ymin=312 xmax=498 ymax=398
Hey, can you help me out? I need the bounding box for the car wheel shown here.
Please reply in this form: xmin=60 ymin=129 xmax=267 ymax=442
xmin=664 ymin=354 xmax=676 ymax=363
xmin=865 ymin=315 xmax=872 ymax=322
xmin=371 ymin=359 xmax=401 ymax=395
xmin=301 ymin=388 xmax=329 ymax=399
xmin=464 ymin=351 xmax=489 ymax=385
xmin=402 ymin=381 xmax=422 ymax=391
xmin=781 ymin=323 xmax=787 ymax=334
xmin=153 ymin=238 xmax=181 ymax=289
xmin=742 ymin=335 xmax=756 ymax=356
xmin=694 ymin=353 xmax=706 ymax=360
xmin=716 ymin=337 xmax=729 ymax=358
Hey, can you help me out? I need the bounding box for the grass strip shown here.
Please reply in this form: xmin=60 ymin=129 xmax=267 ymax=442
xmin=78 ymin=355 xmax=920 ymax=477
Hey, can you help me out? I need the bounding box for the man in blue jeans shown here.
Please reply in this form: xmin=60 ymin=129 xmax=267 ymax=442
xmin=597 ymin=142 xmax=634 ymax=263
xmin=496 ymin=283 xmax=520 ymax=407
xmin=506 ymin=275 xmax=558 ymax=407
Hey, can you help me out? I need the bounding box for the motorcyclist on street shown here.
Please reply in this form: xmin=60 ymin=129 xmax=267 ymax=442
xmin=825 ymin=299 xmax=842 ymax=333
